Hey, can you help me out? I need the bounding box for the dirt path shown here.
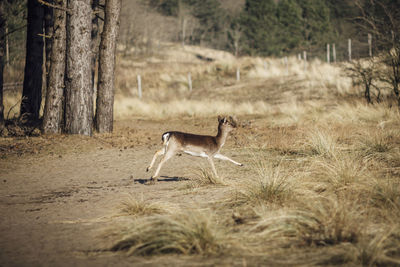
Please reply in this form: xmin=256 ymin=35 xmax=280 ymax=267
xmin=0 ymin=118 xmax=253 ymax=266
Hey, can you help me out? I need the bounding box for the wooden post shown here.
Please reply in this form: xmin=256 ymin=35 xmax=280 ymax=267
xmin=137 ymin=74 xmax=142 ymax=99
xmin=303 ymin=51 xmax=307 ymax=71
xmin=348 ymin=38 xmax=352 ymax=61
xmin=332 ymin=43 xmax=336 ymax=63
xmin=368 ymin=33 xmax=372 ymax=57
xmin=188 ymin=72 xmax=192 ymax=91
xmin=236 ymin=67 xmax=240 ymax=82
xmin=5 ymin=22 xmax=9 ymax=66
xmin=327 ymin=43 xmax=330 ymax=64
xmin=284 ymin=56 xmax=288 ymax=75
xmin=298 ymin=53 xmax=301 ymax=60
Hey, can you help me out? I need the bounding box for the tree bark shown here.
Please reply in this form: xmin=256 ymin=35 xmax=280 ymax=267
xmin=44 ymin=1 xmax=54 ymax=84
xmin=65 ymin=0 xmax=93 ymax=135
xmin=0 ymin=1 xmax=5 ymax=131
xmin=20 ymin=0 xmax=44 ymax=122
xmin=42 ymin=0 xmax=67 ymax=134
xmin=95 ymin=0 xmax=121 ymax=133
xmin=91 ymin=0 xmax=100 ymax=90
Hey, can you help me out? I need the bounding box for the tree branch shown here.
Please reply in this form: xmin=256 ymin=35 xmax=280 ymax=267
xmin=37 ymin=0 xmax=72 ymax=14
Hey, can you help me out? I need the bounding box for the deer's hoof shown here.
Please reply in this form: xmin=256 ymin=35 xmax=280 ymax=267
xmin=145 ymin=177 xmax=157 ymax=185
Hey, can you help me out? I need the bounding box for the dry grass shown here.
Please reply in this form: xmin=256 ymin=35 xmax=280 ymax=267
xmin=102 ymin=46 xmax=400 ymax=264
xmin=252 ymin=196 xmax=363 ymax=246
xmin=118 ymin=194 xmax=167 ymax=217
xmin=191 ymin=166 xmax=226 ymax=186
xmin=304 ymin=127 xmax=338 ymax=158
xmin=4 ymin=43 xmax=400 ymax=265
xmin=236 ymin=159 xmax=293 ymax=206
xmin=110 ymin=211 xmax=232 ymax=256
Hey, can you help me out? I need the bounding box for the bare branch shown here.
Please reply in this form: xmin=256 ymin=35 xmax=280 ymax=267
xmin=37 ymin=0 xmax=72 ymax=14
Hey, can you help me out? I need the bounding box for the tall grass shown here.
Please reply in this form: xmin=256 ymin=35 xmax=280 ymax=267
xmin=236 ymin=159 xmax=292 ymax=206
xmin=118 ymin=195 xmax=166 ymax=217
xmin=192 ymin=166 xmax=226 ymax=186
xmin=318 ymin=153 xmax=370 ymax=191
xmin=252 ymin=196 xmax=364 ymax=247
xmin=305 ymin=128 xmax=337 ymax=158
xmin=111 ymin=211 xmax=232 ymax=256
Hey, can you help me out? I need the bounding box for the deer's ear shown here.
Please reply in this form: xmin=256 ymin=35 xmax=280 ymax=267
xmin=223 ymin=117 xmax=227 ymax=123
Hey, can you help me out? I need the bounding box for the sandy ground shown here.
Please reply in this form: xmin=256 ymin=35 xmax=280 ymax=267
xmin=0 ymin=118 xmax=253 ymax=266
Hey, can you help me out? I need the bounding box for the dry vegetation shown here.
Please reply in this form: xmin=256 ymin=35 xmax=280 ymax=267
xmin=2 ymin=43 xmax=400 ymax=266
xmin=102 ymin=44 xmax=400 ymax=265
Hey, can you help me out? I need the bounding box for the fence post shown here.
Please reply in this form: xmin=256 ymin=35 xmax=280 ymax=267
xmin=284 ymin=56 xmax=288 ymax=75
xmin=137 ymin=74 xmax=142 ymax=99
xmin=303 ymin=51 xmax=307 ymax=71
xmin=348 ymin=38 xmax=352 ymax=62
xmin=298 ymin=53 xmax=301 ymax=60
xmin=332 ymin=43 xmax=336 ymax=63
xmin=236 ymin=67 xmax=240 ymax=82
xmin=5 ymin=23 xmax=9 ymax=66
xmin=327 ymin=43 xmax=330 ymax=64
xmin=368 ymin=33 xmax=372 ymax=57
xmin=188 ymin=72 xmax=192 ymax=91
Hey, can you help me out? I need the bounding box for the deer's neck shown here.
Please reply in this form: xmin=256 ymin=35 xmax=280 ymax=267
xmin=215 ymin=126 xmax=229 ymax=149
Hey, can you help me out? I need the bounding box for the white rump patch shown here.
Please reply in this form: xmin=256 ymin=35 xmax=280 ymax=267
xmin=162 ymin=133 xmax=170 ymax=146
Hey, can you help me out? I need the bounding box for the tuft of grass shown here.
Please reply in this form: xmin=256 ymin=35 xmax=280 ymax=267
xmin=118 ymin=195 xmax=166 ymax=217
xmin=252 ymin=197 xmax=363 ymax=247
xmin=370 ymin=179 xmax=400 ymax=210
xmin=316 ymin=153 xmax=369 ymax=191
xmin=356 ymin=229 xmax=400 ymax=266
xmin=237 ymin=160 xmax=292 ymax=205
xmin=110 ymin=211 xmax=231 ymax=256
xmin=358 ymin=130 xmax=393 ymax=157
xmin=192 ymin=166 xmax=226 ymax=186
xmin=305 ymin=128 xmax=337 ymax=158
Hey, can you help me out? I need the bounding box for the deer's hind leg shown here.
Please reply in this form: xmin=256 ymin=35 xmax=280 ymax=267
xmin=151 ymin=148 xmax=176 ymax=182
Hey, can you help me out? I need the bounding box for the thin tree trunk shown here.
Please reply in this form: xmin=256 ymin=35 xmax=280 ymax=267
xmin=0 ymin=1 xmax=5 ymax=132
xmin=91 ymin=0 xmax=100 ymax=92
xmin=20 ymin=0 xmax=44 ymax=122
xmin=65 ymin=0 xmax=93 ymax=135
xmin=95 ymin=0 xmax=121 ymax=133
xmin=42 ymin=0 xmax=67 ymax=134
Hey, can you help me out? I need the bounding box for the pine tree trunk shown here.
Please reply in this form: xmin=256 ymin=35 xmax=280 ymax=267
xmin=20 ymin=0 xmax=44 ymax=122
xmin=95 ymin=0 xmax=121 ymax=133
xmin=42 ymin=0 xmax=67 ymax=134
xmin=0 ymin=1 xmax=5 ymax=132
xmin=65 ymin=0 xmax=93 ymax=135
xmin=44 ymin=1 xmax=54 ymax=84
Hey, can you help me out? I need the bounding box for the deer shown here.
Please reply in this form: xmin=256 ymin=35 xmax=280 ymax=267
xmin=146 ymin=116 xmax=243 ymax=183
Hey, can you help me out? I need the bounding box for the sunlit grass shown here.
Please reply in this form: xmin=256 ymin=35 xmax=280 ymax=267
xmin=118 ymin=195 xmax=167 ymax=217
xmin=110 ymin=211 xmax=233 ymax=256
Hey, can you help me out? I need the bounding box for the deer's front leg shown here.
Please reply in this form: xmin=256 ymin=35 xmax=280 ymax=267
xmin=147 ymin=148 xmax=165 ymax=172
xmin=207 ymin=156 xmax=219 ymax=178
xmin=214 ymin=153 xmax=243 ymax=166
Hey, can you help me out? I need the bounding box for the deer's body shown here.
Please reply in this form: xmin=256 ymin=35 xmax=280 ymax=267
xmin=146 ymin=116 xmax=243 ymax=183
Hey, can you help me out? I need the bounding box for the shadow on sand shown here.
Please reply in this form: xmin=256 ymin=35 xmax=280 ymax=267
xmin=134 ymin=176 xmax=189 ymax=184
